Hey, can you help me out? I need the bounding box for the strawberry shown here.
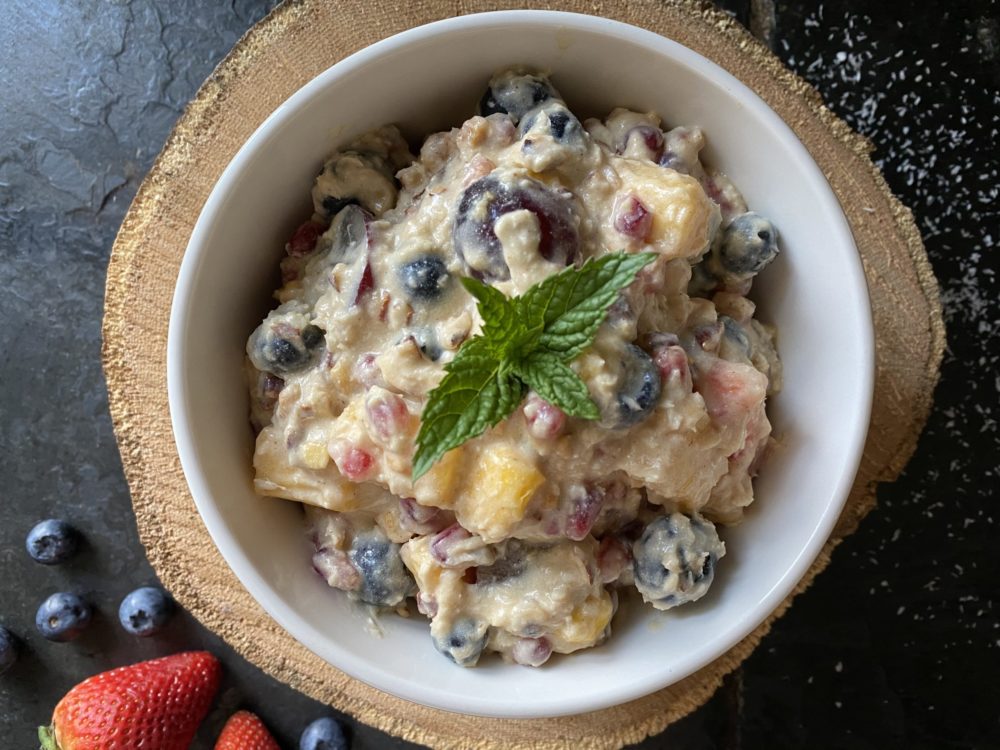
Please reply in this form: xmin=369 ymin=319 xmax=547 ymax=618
xmin=214 ymin=710 xmax=281 ymax=750
xmin=38 ymin=651 xmax=221 ymax=750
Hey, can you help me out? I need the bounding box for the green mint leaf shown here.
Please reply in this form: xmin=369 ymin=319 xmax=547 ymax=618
xmin=414 ymin=252 xmax=656 ymax=478
xmin=412 ymin=336 xmax=525 ymax=481
xmin=520 ymin=252 xmax=657 ymax=361
xmin=460 ymin=276 xmax=540 ymax=357
xmin=513 ymin=351 xmax=600 ymax=420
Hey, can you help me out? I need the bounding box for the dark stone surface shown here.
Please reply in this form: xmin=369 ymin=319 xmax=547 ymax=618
xmin=1 ymin=1 xmax=996 ymax=748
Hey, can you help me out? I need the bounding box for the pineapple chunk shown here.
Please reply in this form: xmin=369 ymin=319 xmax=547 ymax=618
xmin=412 ymin=445 xmax=465 ymax=509
xmin=550 ymin=592 xmax=615 ymax=652
xmin=299 ymin=442 xmax=330 ymax=470
xmin=613 ymin=159 xmax=720 ymax=259
xmin=455 ymin=445 xmax=546 ymax=542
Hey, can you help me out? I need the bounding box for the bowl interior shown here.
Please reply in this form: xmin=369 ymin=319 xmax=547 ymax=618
xmin=169 ymin=11 xmax=873 ymax=718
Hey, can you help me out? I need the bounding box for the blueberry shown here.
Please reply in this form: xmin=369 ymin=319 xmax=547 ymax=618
xmin=348 ymin=531 xmax=416 ymax=607
xmin=398 ymin=255 xmax=450 ymax=301
xmin=719 ymin=315 xmax=751 ymax=359
xmin=313 ymin=151 xmax=397 ymax=218
xmin=717 ymin=212 xmax=779 ymax=277
xmin=35 ymin=592 xmax=92 ymax=642
xmin=301 ymin=324 xmax=325 ymax=349
xmin=407 ymin=327 xmax=442 ymax=362
xmin=475 ymin=542 xmax=526 ymax=586
xmin=300 ymin=717 xmax=348 ymax=750
xmin=118 ymin=586 xmax=174 ymax=637
xmin=632 ymin=513 xmax=724 ymax=611
xmin=612 ymin=344 xmax=661 ymax=429
xmin=0 ymin=626 xmax=17 ymax=674
xmin=433 ymin=618 xmax=489 ymax=667
xmin=248 ymin=309 xmax=325 ymax=376
xmin=479 ymin=71 xmax=558 ymax=122
xmin=453 ymin=174 xmax=579 ymax=282
xmin=519 ymin=103 xmax=584 ymax=144
xmin=25 ymin=519 xmax=80 ymax=565
xmin=321 ymin=195 xmax=359 ymax=219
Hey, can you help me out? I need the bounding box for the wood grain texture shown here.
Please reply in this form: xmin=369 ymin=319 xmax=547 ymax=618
xmin=102 ymin=0 xmax=943 ymax=747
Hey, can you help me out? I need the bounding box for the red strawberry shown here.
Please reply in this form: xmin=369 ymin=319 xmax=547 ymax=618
xmin=38 ymin=651 xmax=221 ymax=750
xmin=214 ymin=710 xmax=281 ymax=750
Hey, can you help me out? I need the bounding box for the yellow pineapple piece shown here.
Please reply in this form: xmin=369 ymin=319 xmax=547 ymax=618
xmin=455 ymin=445 xmax=546 ymax=543
xmin=613 ymin=159 xmax=720 ymax=260
xmin=550 ymin=592 xmax=615 ymax=652
xmin=299 ymin=442 xmax=330 ymax=470
xmin=412 ymin=445 xmax=465 ymax=509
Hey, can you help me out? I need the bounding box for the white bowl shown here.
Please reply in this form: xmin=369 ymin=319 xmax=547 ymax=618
xmin=168 ymin=10 xmax=873 ymax=719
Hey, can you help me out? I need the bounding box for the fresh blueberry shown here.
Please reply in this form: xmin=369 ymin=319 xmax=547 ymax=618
xmin=313 ymin=150 xmax=396 ymax=219
xmin=717 ymin=212 xmax=779 ymax=277
xmin=320 ymin=195 xmax=359 ymax=219
xmin=300 ymin=717 xmax=348 ymax=750
xmin=118 ymin=586 xmax=174 ymax=637
xmin=25 ymin=519 xmax=80 ymax=565
xmin=322 ymin=203 xmax=371 ymax=267
xmin=249 ymin=315 xmax=325 ymax=376
xmin=433 ymin=617 xmax=489 ymax=667
xmin=301 ymin=324 xmax=325 ymax=349
xmin=519 ymin=103 xmax=584 ymax=145
xmin=407 ymin=327 xmax=442 ymax=362
xmin=719 ymin=315 xmax=751 ymax=358
xmin=0 ymin=626 xmax=17 ymax=674
xmin=453 ymin=174 xmax=579 ymax=282
xmin=398 ymin=255 xmax=450 ymax=301
xmin=612 ymin=343 xmax=661 ymax=429
xmin=35 ymin=592 xmax=92 ymax=642
xmin=479 ymin=71 xmax=558 ymax=122
xmin=348 ymin=531 xmax=416 ymax=607
xmin=632 ymin=513 xmax=724 ymax=610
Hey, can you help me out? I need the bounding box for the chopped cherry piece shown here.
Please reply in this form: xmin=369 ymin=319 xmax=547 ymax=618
xmin=430 ymin=523 xmax=471 ymax=564
xmin=286 ymin=221 xmax=324 ymax=257
xmin=354 ymin=263 xmax=374 ymax=303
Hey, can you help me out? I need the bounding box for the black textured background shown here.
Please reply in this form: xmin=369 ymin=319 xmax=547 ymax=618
xmin=1 ymin=1 xmax=997 ymax=748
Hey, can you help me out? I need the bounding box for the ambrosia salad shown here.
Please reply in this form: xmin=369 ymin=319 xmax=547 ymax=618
xmin=245 ymin=69 xmax=782 ymax=667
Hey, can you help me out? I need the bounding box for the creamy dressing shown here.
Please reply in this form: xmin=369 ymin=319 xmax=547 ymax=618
xmin=245 ymin=69 xmax=782 ymax=666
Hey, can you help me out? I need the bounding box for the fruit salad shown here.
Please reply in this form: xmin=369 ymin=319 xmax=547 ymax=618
xmin=246 ymin=68 xmax=782 ymax=667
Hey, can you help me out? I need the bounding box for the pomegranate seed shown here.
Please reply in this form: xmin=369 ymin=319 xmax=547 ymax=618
xmin=566 ymin=486 xmax=604 ymax=541
xmin=286 ymin=221 xmax=324 ymax=257
xmin=523 ymin=395 xmax=566 ymax=440
xmin=334 ymin=445 xmax=375 ymax=481
xmin=624 ymin=125 xmax=665 ymax=162
xmin=353 ymin=353 xmax=382 ymax=388
xmin=614 ymin=195 xmax=653 ymax=241
xmin=596 ymin=535 xmax=631 ymax=584
xmin=416 ymin=592 xmax=438 ymax=617
xmin=365 ymin=391 xmax=410 ymax=443
xmin=512 ymin=636 xmax=552 ymax=667
xmin=653 ymin=345 xmax=690 ymax=386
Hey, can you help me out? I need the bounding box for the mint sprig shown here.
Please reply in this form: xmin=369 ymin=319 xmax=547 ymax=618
xmin=412 ymin=252 xmax=657 ymax=480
